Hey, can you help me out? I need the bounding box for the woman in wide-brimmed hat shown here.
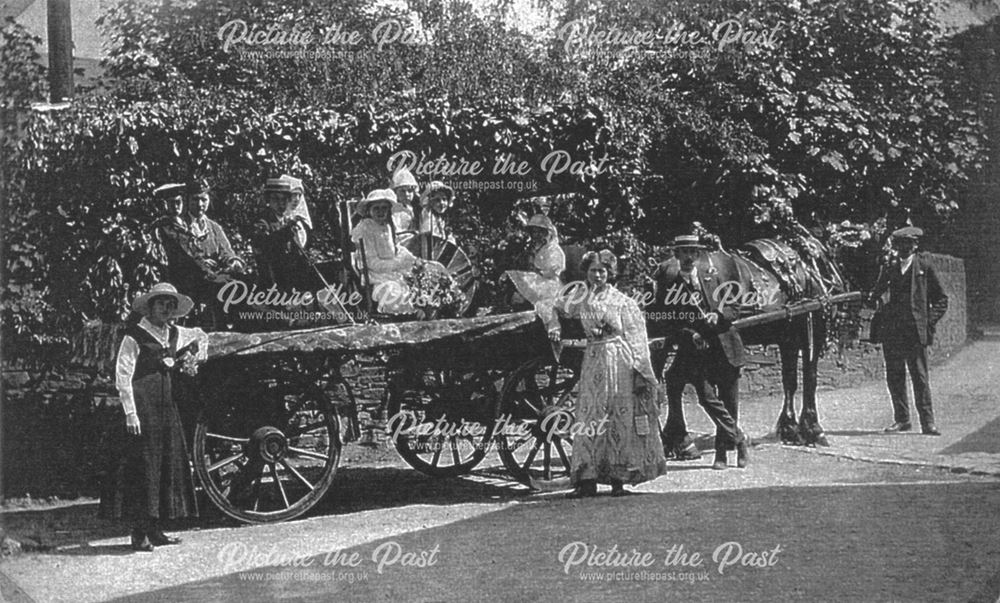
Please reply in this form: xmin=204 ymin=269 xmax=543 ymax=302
xmin=99 ymin=283 xmax=207 ymax=552
xmin=351 ymin=189 xmax=421 ymax=314
xmin=504 ymin=214 xmax=567 ymax=306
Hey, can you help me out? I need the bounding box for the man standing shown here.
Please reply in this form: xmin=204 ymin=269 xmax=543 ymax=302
xmin=652 ymin=235 xmax=749 ymax=470
xmin=868 ymin=226 xmax=948 ymax=435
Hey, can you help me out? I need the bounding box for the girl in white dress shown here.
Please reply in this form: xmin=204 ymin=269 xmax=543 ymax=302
xmin=351 ymin=189 xmax=418 ymax=314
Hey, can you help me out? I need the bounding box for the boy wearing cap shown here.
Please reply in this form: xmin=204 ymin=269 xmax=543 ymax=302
xmin=868 ymin=226 xmax=949 ymax=435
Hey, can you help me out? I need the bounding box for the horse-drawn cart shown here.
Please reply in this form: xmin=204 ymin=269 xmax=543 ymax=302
xmin=192 ymin=310 xmax=558 ymax=523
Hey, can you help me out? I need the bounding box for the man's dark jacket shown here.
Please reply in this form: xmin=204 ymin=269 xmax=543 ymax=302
xmin=869 ymin=251 xmax=948 ymax=346
xmin=651 ymin=262 xmax=746 ymax=368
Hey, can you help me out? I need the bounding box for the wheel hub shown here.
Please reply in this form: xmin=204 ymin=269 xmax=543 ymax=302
xmin=249 ymin=426 xmax=288 ymax=463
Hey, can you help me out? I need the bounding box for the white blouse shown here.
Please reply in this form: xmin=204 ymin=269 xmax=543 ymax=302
xmin=115 ymin=317 xmax=207 ymax=416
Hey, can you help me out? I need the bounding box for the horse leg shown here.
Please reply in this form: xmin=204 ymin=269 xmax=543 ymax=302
xmin=799 ymin=316 xmax=829 ymax=446
xmin=776 ymin=342 xmax=802 ymax=445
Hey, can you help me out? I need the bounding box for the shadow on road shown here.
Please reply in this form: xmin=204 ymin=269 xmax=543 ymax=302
xmin=1 ymin=464 xmax=533 ymax=552
xmin=940 ymin=416 xmax=1000 ymax=455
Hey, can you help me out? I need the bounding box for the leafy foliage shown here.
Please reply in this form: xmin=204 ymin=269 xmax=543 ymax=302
xmin=1 ymin=0 xmax=991 ymax=364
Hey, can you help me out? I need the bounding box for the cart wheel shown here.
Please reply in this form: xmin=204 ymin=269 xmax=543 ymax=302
xmin=194 ymin=370 xmax=344 ymax=523
xmin=385 ymin=368 xmax=499 ymax=477
xmin=496 ymin=355 xmax=581 ymax=488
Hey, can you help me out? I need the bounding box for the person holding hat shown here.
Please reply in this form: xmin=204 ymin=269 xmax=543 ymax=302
xmin=100 ymin=283 xmax=206 ymax=551
xmin=351 ymin=189 xmax=421 ymax=314
xmin=504 ymin=214 xmax=567 ymax=307
xmin=867 ymin=226 xmax=948 ymax=435
xmin=650 ymin=234 xmax=749 ymax=470
xmin=253 ymin=176 xmax=313 ymax=291
xmin=547 ymin=250 xmax=667 ymax=497
xmin=416 ymin=181 xmax=456 ymax=241
xmin=389 ymin=168 xmax=420 ymax=231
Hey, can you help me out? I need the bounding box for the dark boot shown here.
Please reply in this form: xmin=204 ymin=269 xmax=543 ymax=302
xmin=737 ymin=437 xmax=751 ymax=469
xmin=712 ymin=449 xmax=728 ymax=470
xmin=149 ymin=528 xmax=182 ymax=546
xmin=675 ymin=441 xmax=702 ymax=461
xmin=610 ymin=480 xmax=631 ymax=497
xmin=566 ymin=480 xmax=598 ymax=499
xmin=130 ymin=528 xmax=154 ymax=552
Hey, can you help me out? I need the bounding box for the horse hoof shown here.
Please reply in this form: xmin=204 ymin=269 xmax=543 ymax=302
xmin=815 ymin=434 xmax=830 ymax=447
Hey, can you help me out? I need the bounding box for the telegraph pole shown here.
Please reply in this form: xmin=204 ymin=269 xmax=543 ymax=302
xmin=47 ymin=0 xmax=73 ymax=103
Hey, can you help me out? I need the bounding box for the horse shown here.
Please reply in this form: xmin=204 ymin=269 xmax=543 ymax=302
xmin=651 ymin=232 xmax=849 ymax=447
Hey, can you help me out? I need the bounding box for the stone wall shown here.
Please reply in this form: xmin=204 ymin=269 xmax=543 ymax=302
xmin=739 ymin=253 xmax=967 ymax=396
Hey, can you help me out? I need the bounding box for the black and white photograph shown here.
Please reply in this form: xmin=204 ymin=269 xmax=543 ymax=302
xmin=1 ymin=0 xmax=999 ymax=600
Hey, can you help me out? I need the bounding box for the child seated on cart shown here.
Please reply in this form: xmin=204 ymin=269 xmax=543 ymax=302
xmin=351 ymin=189 xmax=445 ymax=315
xmin=416 ymin=181 xmax=456 ymax=241
xmin=504 ymin=214 xmax=566 ymax=305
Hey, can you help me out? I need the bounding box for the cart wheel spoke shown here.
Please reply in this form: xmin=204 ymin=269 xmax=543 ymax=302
xmin=280 ymin=459 xmax=315 ymax=492
xmin=287 ymin=446 xmax=331 ymax=461
xmin=270 ymin=463 xmax=291 ymax=509
xmin=288 ymin=421 xmax=328 ymax=438
xmin=208 ymin=453 xmax=246 ymax=473
xmin=554 ymin=437 xmax=572 ymax=471
xmin=251 ymin=477 xmax=262 ymax=512
xmin=543 ymin=441 xmax=553 ymax=480
xmin=206 ymin=432 xmax=250 ymax=443
xmin=429 ymin=435 xmax=444 ymax=467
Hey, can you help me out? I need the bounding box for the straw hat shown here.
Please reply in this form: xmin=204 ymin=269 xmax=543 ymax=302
xmin=357 ymin=189 xmax=403 ymax=217
xmin=669 ymin=234 xmax=707 ymax=250
xmin=891 ymin=226 xmax=923 ymax=239
xmin=263 ymin=178 xmax=292 ymax=193
xmin=132 ymin=282 xmax=194 ymax=318
xmin=153 ymin=183 xmax=185 ymax=198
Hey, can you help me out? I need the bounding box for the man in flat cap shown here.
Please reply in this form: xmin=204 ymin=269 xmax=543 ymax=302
xmin=650 ymin=234 xmax=749 ymax=470
xmin=868 ymin=226 xmax=949 ymax=435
